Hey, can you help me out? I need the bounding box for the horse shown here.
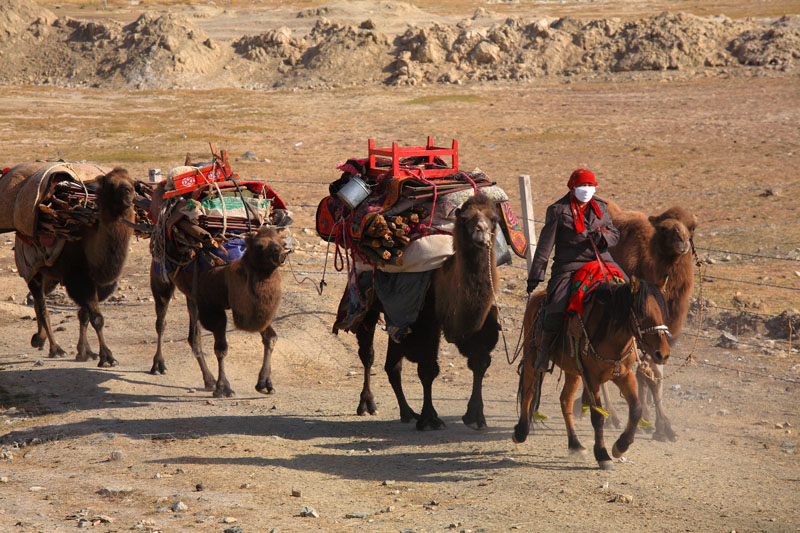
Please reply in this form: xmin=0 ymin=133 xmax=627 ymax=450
xmin=513 ymin=277 xmax=671 ymax=470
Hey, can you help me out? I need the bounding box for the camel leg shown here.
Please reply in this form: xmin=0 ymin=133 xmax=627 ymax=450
xmin=385 ymin=342 xmax=419 ymax=423
xmin=416 ymin=352 xmax=444 ymax=431
xmin=85 ymin=300 xmax=116 ymax=368
xmin=27 ymin=275 xmax=65 ymax=358
xmin=601 ymin=382 xmax=622 ymax=429
xmin=561 ymin=373 xmax=586 ymax=455
xmin=587 ymin=385 xmax=614 ymax=470
xmin=187 ymin=298 xmax=216 ymax=390
xmin=255 ymin=326 xmax=277 ymax=395
xmin=611 ymin=370 xmax=643 ymax=458
xmin=76 ymin=307 xmax=98 ymax=361
xmin=458 ymin=311 xmax=498 ymax=431
xmin=149 ymin=270 xmax=174 ymax=375
xmin=649 ymin=364 xmax=677 ymax=442
xmin=355 ymin=308 xmax=380 ymax=415
xmin=203 ymin=307 xmax=232 ymax=398
xmin=512 ymin=353 xmax=537 ymax=443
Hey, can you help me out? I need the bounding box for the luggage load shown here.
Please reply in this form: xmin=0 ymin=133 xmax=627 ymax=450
xmin=317 ymin=137 xmax=527 ymax=273
xmin=147 ymin=147 xmax=292 ymax=275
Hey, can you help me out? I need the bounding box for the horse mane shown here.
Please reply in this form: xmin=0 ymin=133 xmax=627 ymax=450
xmin=591 ymin=279 xmax=669 ymax=344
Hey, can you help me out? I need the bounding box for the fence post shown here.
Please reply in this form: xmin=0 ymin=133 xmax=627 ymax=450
xmin=518 ymin=174 xmax=536 ymax=272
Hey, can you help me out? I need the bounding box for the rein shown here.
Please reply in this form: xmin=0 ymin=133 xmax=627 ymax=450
xmin=576 ymin=311 xmax=637 ymax=379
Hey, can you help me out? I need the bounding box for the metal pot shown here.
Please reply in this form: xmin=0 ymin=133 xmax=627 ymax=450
xmin=494 ymin=228 xmax=512 ymax=266
xmin=336 ymin=175 xmax=371 ymax=210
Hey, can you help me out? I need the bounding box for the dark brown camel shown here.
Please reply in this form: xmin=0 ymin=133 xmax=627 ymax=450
xmin=589 ymin=201 xmax=697 ymax=441
xmin=25 ymin=168 xmax=135 ymax=367
xmin=354 ymin=194 xmax=501 ymax=430
xmin=149 ymin=226 xmax=287 ymax=398
xmin=514 ymin=278 xmax=671 ymax=469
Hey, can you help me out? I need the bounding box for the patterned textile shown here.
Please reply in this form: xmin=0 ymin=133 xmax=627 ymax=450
xmin=566 ymin=260 xmax=626 ymax=316
xmin=500 ymin=201 xmax=528 ymax=258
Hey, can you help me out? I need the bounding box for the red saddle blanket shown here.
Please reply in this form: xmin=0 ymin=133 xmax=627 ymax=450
xmin=567 ymin=261 xmax=626 ymax=316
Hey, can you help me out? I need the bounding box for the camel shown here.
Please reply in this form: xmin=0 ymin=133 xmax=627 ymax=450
xmin=594 ymin=200 xmax=697 ymax=441
xmin=353 ymin=193 xmax=500 ymax=430
xmin=24 ymin=168 xmax=135 ymax=367
xmin=149 ymin=226 xmax=288 ymax=398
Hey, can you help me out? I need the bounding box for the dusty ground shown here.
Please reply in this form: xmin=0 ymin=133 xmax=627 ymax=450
xmin=1 ymin=1 xmax=800 ymax=533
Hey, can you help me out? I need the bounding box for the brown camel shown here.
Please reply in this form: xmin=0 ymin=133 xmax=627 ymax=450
xmin=149 ymin=226 xmax=288 ymax=398
xmin=354 ymin=193 xmax=501 ymax=430
xmin=25 ymin=168 xmax=135 ymax=367
xmin=593 ymin=200 xmax=697 ymax=441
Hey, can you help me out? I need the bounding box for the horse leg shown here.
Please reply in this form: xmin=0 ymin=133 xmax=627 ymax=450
xmin=76 ymin=307 xmax=98 ymax=361
xmin=255 ymin=326 xmax=277 ymax=394
xmin=513 ymin=351 xmax=537 ymax=443
xmin=385 ymin=342 xmax=418 ymax=423
xmin=561 ymin=373 xmax=586 ymax=455
xmin=601 ymin=382 xmax=622 ymax=429
xmin=650 ymin=365 xmax=677 ymax=442
xmin=187 ymin=297 xmax=216 ymax=390
xmin=611 ymin=370 xmax=643 ymax=459
xmin=587 ymin=386 xmax=614 ymax=470
xmin=355 ymin=308 xmax=380 ymax=415
xmin=149 ymin=271 xmax=174 ymax=375
xmin=27 ymin=275 xmax=65 ymax=358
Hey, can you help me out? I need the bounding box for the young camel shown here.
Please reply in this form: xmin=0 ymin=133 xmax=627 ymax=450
xmin=25 ymin=168 xmax=135 ymax=367
xmin=149 ymin=226 xmax=288 ymax=398
xmin=353 ymin=194 xmax=501 ymax=430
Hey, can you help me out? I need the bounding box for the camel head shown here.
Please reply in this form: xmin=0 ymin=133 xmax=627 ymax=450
xmin=648 ymin=206 xmax=697 ymax=257
xmin=243 ymin=226 xmax=289 ymax=272
xmin=97 ymin=168 xmax=135 ymax=218
xmin=454 ymin=194 xmax=499 ymax=249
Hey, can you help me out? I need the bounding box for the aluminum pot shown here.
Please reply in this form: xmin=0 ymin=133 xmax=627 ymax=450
xmin=336 ymin=176 xmax=371 ymax=210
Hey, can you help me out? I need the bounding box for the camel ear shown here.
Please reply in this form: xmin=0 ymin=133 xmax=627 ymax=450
xmin=647 ymin=215 xmax=658 ymax=226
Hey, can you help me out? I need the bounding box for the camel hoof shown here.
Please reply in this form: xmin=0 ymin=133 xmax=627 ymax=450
xmin=598 ymin=460 xmax=615 ymax=471
xmin=416 ymin=417 xmax=446 ymax=431
xmin=399 ymin=409 xmax=420 ymax=423
xmin=653 ymin=430 xmax=678 ymax=442
xmin=357 ymin=402 xmax=377 ymax=416
xmin=49 ymin=347 xmax=66 ymax=358
xmin=610 ymin=417 xmax=622 ymax=430
xmin=98 ymin=358 xmax=118 ymax=368
xmin=150 ymin=362 xmax=166 ymax=375
xmin=568 ymin=446 xmax=588 ymax=456
xmin=213 ymin=388 xmax=234 ymax=398
xmin=31 ymin=334 xmax=46 ymax=350
xmin=462 ymin=414 xmax=487 ymax=431
xmin=256 ymin=384 xmax=275 ymax=395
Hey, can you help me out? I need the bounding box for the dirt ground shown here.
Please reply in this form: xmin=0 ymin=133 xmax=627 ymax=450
xmin=1 ymin=1 xmax=800 ymax=533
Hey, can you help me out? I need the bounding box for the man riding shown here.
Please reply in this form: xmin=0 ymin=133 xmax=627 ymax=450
xmin=526 ymin=168 xmax=627 ymax=370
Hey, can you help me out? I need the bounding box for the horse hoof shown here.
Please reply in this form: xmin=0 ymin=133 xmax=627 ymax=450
xmin=612 ymin=443 xmax=627 ymax=458
xmin=512 ymin=424 xmax=529 ymax=444
xmin=598 ymin=460 xmax=615 ymax=471
xmin=31 ymin=335 xmax=45 ymax=350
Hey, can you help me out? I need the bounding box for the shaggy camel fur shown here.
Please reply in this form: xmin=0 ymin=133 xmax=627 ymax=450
xmin=354 ymin=194 xmax=501 ymax=430
xmin=26 ymin=168 xmax=135 ymax=367
xmin=596 ymin=200 xmax=697 ymax=441
xmin=150 ymin=226 xmax=287 ymax=398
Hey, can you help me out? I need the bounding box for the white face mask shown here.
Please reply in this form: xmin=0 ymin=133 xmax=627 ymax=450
xmin=573 ymin=185 xmax=596 ymax=203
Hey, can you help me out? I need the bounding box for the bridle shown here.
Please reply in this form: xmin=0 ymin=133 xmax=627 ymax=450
xmin=630 ymin=307 xmax=671 ymax=358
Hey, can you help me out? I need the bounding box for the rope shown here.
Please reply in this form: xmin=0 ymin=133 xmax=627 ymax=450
xmin=487 ymin=242 xmax=513 ymax=365
xmin=285 ymin=254 xmax=325 ymax=296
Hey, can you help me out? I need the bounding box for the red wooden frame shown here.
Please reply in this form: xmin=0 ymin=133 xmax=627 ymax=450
xmin=366 ymin=136 xmax=458 ymax=178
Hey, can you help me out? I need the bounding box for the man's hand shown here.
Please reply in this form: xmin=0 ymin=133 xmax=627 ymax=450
xmin=590 ymin=229 xmax=607 ymax=249
xmin=526 ymin=279 xmax=539 ymax=294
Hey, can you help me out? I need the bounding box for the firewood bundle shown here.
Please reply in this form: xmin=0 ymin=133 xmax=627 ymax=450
xmin=359 ymin=206 xmax=429 ymax=266
xmin=36 ymin=180 xmax=151 ymax=240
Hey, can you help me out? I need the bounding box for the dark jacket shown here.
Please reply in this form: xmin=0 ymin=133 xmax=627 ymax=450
xmin=528 ymin=193 xmax=621 ymax=283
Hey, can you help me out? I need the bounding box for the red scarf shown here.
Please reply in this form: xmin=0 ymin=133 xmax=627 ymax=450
xmin=569 ymin=192 xmax=601 ymax=234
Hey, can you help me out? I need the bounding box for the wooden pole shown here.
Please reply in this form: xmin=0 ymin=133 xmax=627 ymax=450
xmin=518 ymin=174 xmax=536 ymax=271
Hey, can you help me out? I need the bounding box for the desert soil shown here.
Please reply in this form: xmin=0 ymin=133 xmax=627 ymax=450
xmin=0 ymin=1 xmax=799 ymax=532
